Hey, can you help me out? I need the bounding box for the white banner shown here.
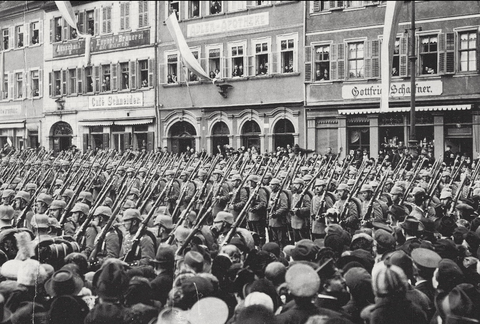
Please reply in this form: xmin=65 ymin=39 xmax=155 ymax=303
xmin=342 ymin=80 xmax=442 ymax=100
xmin=187 ymin=12 xmax=269 ymax=37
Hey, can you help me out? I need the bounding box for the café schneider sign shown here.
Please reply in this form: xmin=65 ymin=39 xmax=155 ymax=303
xmin=53 ymin=29 xmax=150 ymax=58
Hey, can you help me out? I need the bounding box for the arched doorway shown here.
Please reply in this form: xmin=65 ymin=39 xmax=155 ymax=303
xmin=241 ymin=120 xmax=261 ymax=152
xmin=273 ymin=118 xmax=295 ymax=150
xmin=50 ymin=121 xmax=73 ymax=152
xmin=169 ymin=121 xmax=196 ymax=154
xmin=212 ymin=121 xmax=230 ymax=154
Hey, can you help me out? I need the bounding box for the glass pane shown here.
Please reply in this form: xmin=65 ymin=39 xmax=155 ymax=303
xmin=256 ymin=44 xmax=261 ymax=53
xmin=238 ymin=46 xmax=243 ymax=55
xmin=281 ymin=40 xmax=286 ymax=50
xmin=288 ymin=39 xmax=294 ymax=49
xmin=262 ymin=43 xmax=268 ymax=51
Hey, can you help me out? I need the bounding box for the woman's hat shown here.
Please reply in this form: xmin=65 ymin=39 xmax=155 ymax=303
xmin=45 ymin=268 xmax=84 ymax=297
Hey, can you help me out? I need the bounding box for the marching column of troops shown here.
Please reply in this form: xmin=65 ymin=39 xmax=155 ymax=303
xmin=0 ymin=147 xmax=478 ymax=323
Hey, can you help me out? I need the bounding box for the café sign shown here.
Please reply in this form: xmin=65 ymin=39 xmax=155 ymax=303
xmin=88 ymin=93 xmax=143 ymax=109
xmin=342 ymin=80 xmax=443 ymax=99
xmin=187 ymin=12 xmax=269 ymax=37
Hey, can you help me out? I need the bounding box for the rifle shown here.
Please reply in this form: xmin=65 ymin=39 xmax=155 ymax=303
xmin=338 ymin=160 xmax=371 ymax=221
xmin=467 ymin=159 xmax=480 ymax=198
xmin=448 ymin=173 xmax=468 ymax=216
xmin=425 ymin=168 xmax=443 ymax=207
xmin=315 ymin=158 xmax=339 ymax=221
xmin=170 ymin=159 xmax=202 ymax=221
xmin=362 ymin=169 xmax=389 ymax=223
xmin=15 ymin=168 xmax=53 ymax=228
xmin=400 ymin=157 xmax=428 ymax=205
xmin=224 ymin=159 xmax=257 ymax=211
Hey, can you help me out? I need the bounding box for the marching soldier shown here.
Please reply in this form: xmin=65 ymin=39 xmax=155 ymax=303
xmin=268 ymin=178 xmax=289 ymax=248
xmin=48 ymin=200 xmax=66 ymax=222
xmin=310 ymin=179 xmax=334 ymax=239
xmin=2 ymin=189 xmax=15 ymax=206
xmin=358 ymin=184 xmax=384 ymax=223
xmin=84 ymin=206 xmax=122 ymax=259
xmin=177 ymin=170 xmax=196 ymax=216
xmin=163 ymin=170 xmax=180 ymax=216
xmin=227 ymin=174 xmax=248 ymax=220
xmin=66 ymin=202 xmax=89 ymax=237
xmin=334 ymin=183 xmax=359 ymax=234
xmin=121 ymin=208 xmax=155 ymax=265
xmin=211 ymin=169 xmax=230 ymax=219
xmin=12 ymin=191 xmax=32 ymax=226
xmin=290 ymin=178 xmax=311 ymax=242
xmin=247 ymin=174 xmax=268 ymax=247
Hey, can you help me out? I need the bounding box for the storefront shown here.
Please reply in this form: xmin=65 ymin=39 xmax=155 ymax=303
xmin=50 ymin=121 xmax=73 ymax=152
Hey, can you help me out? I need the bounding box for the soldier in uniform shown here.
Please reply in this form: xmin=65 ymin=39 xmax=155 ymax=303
xmin=91 ymin=162 xmax=106 ymax=200
xmin=12 ymin=191 xmax=31 ymax=226
xmin=2 ymin=189 xmax=15 ymax=206
xmin=126 ymin=167 xmax=141 ymax=190
xmin=211 ymin=169 xmax=230 ymax=220
xmin=290 ymin=178 xmax=311 ymax=242
xmin=176 ymin=170 xmax=196 ymax=218
xmin=48 ymin=200 xmax=66 ymax=222
xmin=121 ymin=208 xmax=155 ymax=265
xmin=310 ymin=179 xmax=334 ymax=239
xmin=227 ymin=174 xmax=248 ymax=220
xmin=77 ymin=191 xmax=93 ymax=208
xmin=358 ymin=184 xmax=384 ymax=223
xmin=334 ymin=183 xmax=359 ymax=234
xmin=60 ymin=189 xmax=74 ymax=206
xmin=84 ymin=206 xmax=122 ymax=259
xmin=163 ymin=170 xmax=180 ymax=216
xmin=268 ymin=178 xmax=289 ymax=248
xmin=65 ymin=202 xmax=89 ymax=237
xmin=25 ymin=183 xmax=37 ymax=199
xmin=247 ymin=174 xmax=268 ymax=247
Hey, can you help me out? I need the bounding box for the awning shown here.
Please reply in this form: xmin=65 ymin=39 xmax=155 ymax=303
xmin=114 ymin=118 xmax=153 ymax=126
xmin=0 ymin=119 xmax=25 ymax=129
xmin=79 ymin=121 xmax=114 ymax=126
xmin=26 ymin=124 xmax=38 ymax=132
xmin=339 ymin=104 xmax=472 ymax=115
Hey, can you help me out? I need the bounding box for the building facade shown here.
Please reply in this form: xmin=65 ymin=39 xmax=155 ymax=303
xmin=305 ymin=1 xmax=480 ymax=160
xmin=0 ymin=1 xmax=45 ymax=149
xmin=42 ymin=0 xmax=157 ymax=152
xmin=158 ymin=0 xmax=306 ymax=154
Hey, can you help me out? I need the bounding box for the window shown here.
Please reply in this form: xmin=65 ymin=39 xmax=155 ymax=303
xmin=168 ymin=1 xmax=180 ymax=20
xmin=68 ymin=69 xmax=76 ymax=94
xmin=189 ymin=1 xmax=200 ymax=18
xmin=120 ymin=2 xmax=130 ymax=30
xmin=2 ymin=74 xmax=8 ymax=100
xmin=62 ymin=70 xmax=67 ymax=95
xmin=138 ymin=1 xmax=149 ymax=28
xmin=31 ymin=70 xmax=40 ymax=97
xmin=230 ymin=44 xmax=245 ymax=77
xmin=280 ymin=38 xmax=296 ymax=73
xmin=85 ymin=67 xmax=93 ymax=93
xmin=102 ymin=65 xmax=110 ymax=92
xmin=139 ymin=60 xmax=149 ymax=87
xmin=210 ymin=1 xmax=222 ymax=14
xmin=250 ymin=1 xmax=270 ymax=6
xmin=459 ymin=31 xmax=476 ymax=72
xmin=392 ymin=38 xmax=400 ymax=76
xmin=348 ymin=42 xmax=364 ymax=79
xmin=254 ymin=40 xmax=269 ymax=75
xmin=420 ymin=35 xmax=438 ymax=75
xmin=167 ymin=53 xmax=178 ymax=83
xmin=2 ymin=29 xmax=8 ymax=50
xmin=188 ymin=50 xmax=200 ymax=81
xmin=15 ymin=72 xmax=23 ymax=99
xmin=30 ymin=22 xmax=39 ymax=45
xmin=207 ymin=47 xmax=222 ymax=79
xmin=346 ymin=1 xmax=363 ymax=8
xmin=228 ymin=1 xmax=246 ymax=11
xmin=16 ymin=25 xmax=24 ymax=48
xmin=314 ymin=45 xmax=330 ymax=81
xmin=86 ymin=10 xmax=95 ymax=35
xmin=102 ymin=6 xmax=112 ymax=34
xmin=54 ymin=17 xmax=62 ymax=42
xmin=120 ymin=63 xmax=129 ymax=89
xmin=315 ymin=1 xmax=345 ymax=12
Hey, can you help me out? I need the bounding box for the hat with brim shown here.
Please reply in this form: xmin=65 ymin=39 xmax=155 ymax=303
xmin=45 ymin=269 xmax=84 ymax=297
xmin=400 ymin=217 xmax=424 ymax=232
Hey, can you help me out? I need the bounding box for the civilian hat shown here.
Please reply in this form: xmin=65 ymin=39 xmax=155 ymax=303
xmin=411 ymin=248 xmax=441 ymax=269
xmin=152 ymin=244 xmax=176 ymax=266
xmin=286 ymin=263 xmax=320 ymax=297
xmin=374 ymin=229 xmax=396 ymax=251
xmin=94 ymin=262 xmax=130 ymax=299
xmin=184 ymin=251 xmax=205 ymax=273
xmin=45 ymin=268 xmax=84 ymax=297
xmin=291 ymin=239 xmax=320 ymax=262
xmin=436 ymin=259 xmax=464 ymax=292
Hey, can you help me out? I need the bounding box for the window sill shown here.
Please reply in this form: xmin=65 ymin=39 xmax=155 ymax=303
xmin=184 ymin=16 xmax=202 ymax=22
xmin=274 ymin=72 xmax=300 ymax=78
xmin=253 ymin=74 xmax=273 ymax=79
xmin=343 ymin=7 xmax=366 ymax=12
xmin=224 ymin=76 xmax=249 ymax=82
xmin=162 ymin=83 xmax=181 ymax=88
xmin=274 ymin=1 xmax=298 ymax=6
xmin=208 ymin=12 xmax=225 ymax=17
xmin=138 ymin=86 xmax=152 ymax=90
xmin=248 ymin=4 xmax=273 ymax=11
xmin=227 ymin=8 xmax=248 ymax=14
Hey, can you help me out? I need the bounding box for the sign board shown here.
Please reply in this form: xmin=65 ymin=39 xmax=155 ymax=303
xmin=342 ymin=80 xmax=443 ymax=100
xmin=88 ymin=93 xmax=144 ymax=109
xmin=0 ymin=105 xmax=21 ymax=116
xmin=187 ymin=12 xmax=269 ymax=37
xmin=53 ymin=39 xmax=85 ymax=57
xmin=91 ymin=29 xmax=150 ymax=52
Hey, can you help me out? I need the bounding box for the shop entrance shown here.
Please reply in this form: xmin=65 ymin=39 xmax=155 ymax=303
xmin=241 ymin=120 xmax=261 ymax=152
xmin=211 ymin=121 xmax=230 ymax=154
xmin=169 ymin=121 xmax=196 ymax=154
xmin=273 ymin=118 xmax=295 ymax=150
xmin=50 ymin=121 xmax=73 ymax=152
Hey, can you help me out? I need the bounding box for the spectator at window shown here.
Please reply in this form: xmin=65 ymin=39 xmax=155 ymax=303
xmin=192 ymin=3 xmax=199 ymax=17
xmin=142 ymin=79 xmax=148 ymax=87
xmin=209 ymin=71 xmax=216 ymax=79
xmin=71 ymin=29 xmax=78 ymax=39
xmin=31 ymin=36 xmax=39 ymax=44
xmin=189 ymin=72 xmax=198 ymax=81
xmin=392 ymin=67 xmax=399 ymax=76
xmin=211 ymin=1 xmax=222 ymax=14
xmin=233 ymin=65 xmax=240 ymax=77
xmin=55 ymin=34 xmax=61 ymax=42
xmin=214 ymin=69 xmax=221 ymax=78
xmin=257 ymin=64 xmax=267 ymax=75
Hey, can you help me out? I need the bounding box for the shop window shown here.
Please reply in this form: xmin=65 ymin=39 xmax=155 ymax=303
xmin=139 ymin=60 xmax=149 ymax=87
xmin=230 ymin=44 xmax=245 ymax=77
xmin=86 ymin=10 xmax=95 ymax=35
xmin=254 ymin=41 xmax=269 ymax=75
xmin=314 ymin=45 xmax=330 ymax=81
xmin=168 ymin=1 xmax=180 ymax=20
xmin=54 ymin=17 xmax=62 ymax=42
xmin=120 ymin=62 xmax=129 ymax=89
xmin=85 ymin=67 xmax=93 ymax=93
xmin=420 ymin=35 xmax=438 ymax=75
xmin=228 ymin=1 xmax=246 ymax=11
xmin=167 ymin=53 xmax=178 ymax=83
xmin=348 ymin=128 xmax=370 ymax=154
xmin=459 ymin=31 xmax=476 ymax=72
xmin=348 ymin=41 xmax=364 ymax=79
xmin=138 ymin=1 xmax=149 ymax=27
xmin=2 ymin=29 xmax=8 ymax=50
xmin=15 ymin=25 xmax=24 ymax=48
xmin=101 ymin=65 xmax=110 ymax=92
xmin=30 ymin=22 xmax=40 ymax=45
xmin=2 ymin=74 xmax=7 ymax=100
xmin=280 ymin=37 xmax=296 ymax=73
xmin=210 ymin=1 xmax=222 ymax=14
xmin=15 ymin=72 xmax=23 ymax=99
xmin=102 ymin=6 xmax=112 ymax=34
xmin=68 ymin=69 xmax=76 ymax=95
xmin=120 ymin=2 xmax=130 ymax=30
xmin=208 ymin=47 xmax=222 ymax=79
xmin=189 ymin=1 xmax=200 ymax=18
xmin=31 ymin=70 xmax=40 ymax=97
